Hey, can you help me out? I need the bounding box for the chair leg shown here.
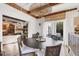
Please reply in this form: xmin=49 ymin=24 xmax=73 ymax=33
xmin=32 ymin=52 xmax=36 ymax=56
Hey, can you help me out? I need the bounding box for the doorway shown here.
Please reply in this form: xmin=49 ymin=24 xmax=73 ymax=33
xmin=56 ymin=22 xmax=63 ymax=37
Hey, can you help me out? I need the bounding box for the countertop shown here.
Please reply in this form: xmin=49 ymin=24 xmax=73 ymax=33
xmin=3 ymin=35 xmax=21 ymax=44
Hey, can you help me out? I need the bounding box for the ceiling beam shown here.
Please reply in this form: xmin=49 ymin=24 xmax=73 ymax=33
xmin=3 ymin=15 xmax=26 ymax=22
xmin=6 ymin=3 xmax=38 ymax=18
xmin=48 ymin=3 xmax=61 ymax=6
xmin=38 ymin=8 xmax=77 ymax=18
xmin=45 ymin=13 xmax=65 ymax=21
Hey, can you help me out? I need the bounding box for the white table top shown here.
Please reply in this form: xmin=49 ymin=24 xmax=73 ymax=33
xmin=42 ymin=37 xmax=63 ymax=47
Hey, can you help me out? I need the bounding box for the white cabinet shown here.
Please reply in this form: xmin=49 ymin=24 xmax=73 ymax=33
xmin=68 ymin=33 xmax=79 ymax=56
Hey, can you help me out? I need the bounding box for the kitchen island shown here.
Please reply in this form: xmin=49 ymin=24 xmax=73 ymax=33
xmin=2 ymin=35 xmax=21 ymax=56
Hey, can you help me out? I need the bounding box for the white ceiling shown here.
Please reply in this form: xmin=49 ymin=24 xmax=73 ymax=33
xmin=17 ymin=3 xmax=33 ymax=11
xmin=17 ymin=3 xmax=47 ymax=11
xmin=51 ymin=3 xmax=79 ymax=13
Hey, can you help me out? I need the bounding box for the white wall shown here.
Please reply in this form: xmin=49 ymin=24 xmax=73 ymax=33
xmin=51 ymin=21 xmax=57 ymax=35
xmin=0 ymin=13 xmax=2 ymax=42
xmin=28 ymin=20 xmax=40 ymax=37
xmin=0 ymin=4 xmax=41 ymax=42
xmin=42 ymin=21 xmax=51 ymax=37
xmin=36 ymin=20 xmax=43 ymax=36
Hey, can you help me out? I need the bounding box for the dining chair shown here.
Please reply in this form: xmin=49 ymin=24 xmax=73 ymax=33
xmin=36 ymin=44 xmax=62 ymax=56
xmin=17 ymin=38 xmax=37 ymax=56
xmin=45 ymin=44 xmax=62 ymax=56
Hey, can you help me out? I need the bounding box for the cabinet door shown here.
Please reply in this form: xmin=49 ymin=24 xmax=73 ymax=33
xmin=75 ymin=37 xmax=79 ymax=55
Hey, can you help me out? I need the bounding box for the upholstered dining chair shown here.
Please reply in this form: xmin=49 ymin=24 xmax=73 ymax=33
xmin=17 ymin=38 xmax=38 ymax=56
xmin=45 ymin=44 xmax=62 ymax=56
xmin=36 ymin=44 xmax=62 ymax=56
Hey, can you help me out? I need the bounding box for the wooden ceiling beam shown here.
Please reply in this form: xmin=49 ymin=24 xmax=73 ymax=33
xmin=45 ymin=13 xmax=65 ymax=21
xmin=48 ymin=3 xmax=61 ymax=6
xmin=38 ymin=8 xmax=77 ymax=18
xmin=6 ymin=3 xmax=38 ymax=18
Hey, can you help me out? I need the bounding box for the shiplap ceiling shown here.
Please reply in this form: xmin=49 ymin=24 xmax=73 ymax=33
xmin=17 ymin=3 xmax=47 ymax=11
